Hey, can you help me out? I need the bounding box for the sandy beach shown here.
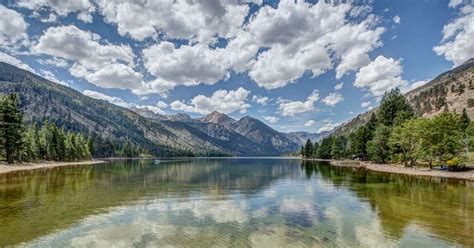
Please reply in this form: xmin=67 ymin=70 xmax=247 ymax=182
xmin=327 ymin=160 xmax=474 ymax=181
xmin=0 ymin=160 xmax=108 ymax=175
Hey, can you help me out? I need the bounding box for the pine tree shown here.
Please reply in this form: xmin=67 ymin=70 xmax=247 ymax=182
xmin=461 ymin=108 xmax=470 ymax=130
xmin=378 ymin=88 xmax=414 ymax=126
xmin=312 ymin=142 xmax=319 ymax=158
xmin=0 ymin=93 xmax=25 ymax=163
xmin=303 ymin=139 xmax=313 ymax=158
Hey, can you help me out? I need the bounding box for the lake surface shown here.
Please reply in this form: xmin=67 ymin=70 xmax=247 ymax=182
xmin=0 ymin=158 xmax=473 ymax=247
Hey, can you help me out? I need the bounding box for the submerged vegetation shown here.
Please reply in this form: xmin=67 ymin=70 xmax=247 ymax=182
xmin=302 ymin=88 xmax=472 ymax=170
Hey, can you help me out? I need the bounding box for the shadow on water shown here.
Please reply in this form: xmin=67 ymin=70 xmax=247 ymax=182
xmin=301 ymin=160 xmax=474 ymax=246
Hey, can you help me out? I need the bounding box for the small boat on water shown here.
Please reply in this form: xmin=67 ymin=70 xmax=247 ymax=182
xmin=155 ymin=159 xmax=187 ymax=163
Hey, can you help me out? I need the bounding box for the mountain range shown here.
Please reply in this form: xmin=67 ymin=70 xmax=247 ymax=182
xmin=0 ymin=62 xmax=309 ymax=156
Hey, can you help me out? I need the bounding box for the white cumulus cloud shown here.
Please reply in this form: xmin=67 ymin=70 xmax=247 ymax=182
xmin=17 ymin=0 xmax=95 ymax=22
xmin=393 ymin=15 xmax=400 ymax=24
xmin=96 ymin=0 xmax=249 ymax=43
xmin=334 ymin=83 xmax=344 ymax=91
xmin=354 ymin=56 xmax=407 ymax=97
xmin=83 ymin=90 xmax=130 ymax=108
xmin=0 ymin=51 xmax=35 ymax=73
xmin=263 ymin=116 xmax=279 ymax=124
xmin=252 ymin=95 xmax=270 ymax=105
xmin=0 ymin=5 xmax=29 ymax=47
xmin=322 ymin=92 xmax=344 ymax=106
xmin=170 ymin=87 xmax=250 ymax=115
xmin=433 ymin=3 xmax=474 ymax=66
xmin=278 ymin=90 xmax=319 ymax=116
xmin=304 ymin=120 xmax=317 ymax=127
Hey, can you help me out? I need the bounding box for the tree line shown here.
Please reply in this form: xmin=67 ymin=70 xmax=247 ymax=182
xmin=0 ymin=93 xmax=144 ymax=164
xmin=301 ymin=88 xmax=472 ymax=170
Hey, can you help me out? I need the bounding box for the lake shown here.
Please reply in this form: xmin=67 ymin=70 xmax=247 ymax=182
xmin=0 ymin=158 xmax=472 ymax=247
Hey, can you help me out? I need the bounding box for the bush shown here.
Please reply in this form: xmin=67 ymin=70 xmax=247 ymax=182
xmin=468 ymin=98 xmax=474 ymax=108
xmin=446 ymin=157 xmax=467 ymax=171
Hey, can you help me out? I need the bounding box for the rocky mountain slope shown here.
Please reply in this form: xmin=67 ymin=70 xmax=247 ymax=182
xmin=332 ymin=58 xmax=474 ymax=137
xmin=284 ymin=131 xmax=331 ymax=145
xmin=0 ymin=62 xmax=299 ymax=156
xmin=134 ymin=108 xmax=300 ymax=154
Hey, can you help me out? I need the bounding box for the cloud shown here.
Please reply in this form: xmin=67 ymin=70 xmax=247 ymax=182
xmin=317 ymin=121 xmax=339 ymax=133
xmin=354 ymin=56 xmax=407 ymax=97
xmin=96 ymin=0 xmax=249 ymax=43
xmin=263 ymin=116 xmax=279 ymax=124
xmin=403 ymin=80 xmax=429 ymax=93
xmin=322 ymin=92 xmax=344 ymax=106
xmin=70 ymin=63 xmax=142 ymax=90
xmin=143 ymin=42 xmax=229 ymax=88
xmin=17 ymin=0 xmax=95 ymax=22
xmin=361 ymin=101 xmax=372 ymax=110
xmin=393 ymin=15 xmax=401 ymax=24
xmin=34 ymin=25 xmax=134 ymax=69
xmin=304 ymin=120 xmax=316 ymax=127
xmin=448 ymin=0 xmax=463 ymax=8
xmin=0 ymin=5 xmax=29 ymax=47
xmin=83 ymin=90 xmax=130 ymax=108
xmin=278 ymin=90 xmax=319 ymax=116
xmin=334 ymin=83 xmax=344 ymax=91
xmin=33 ymin=25 xmax=144 ymax=90
xmin=252 ymin=95 xmax=269 ymax=105
xmin=170 ymin=87 xmax=251 ymax=115
xmin=0 ymin=51 xmax=35 ymax=73
xmin=40 ymin=69 xmax=68 ymax=86
xmin=134 ymin=101 xmax=168 ymax=115
xmin=247 ymin=0 xmax=384 ymax=87
xmin=433 ymin=3 xmax=474 ymax=66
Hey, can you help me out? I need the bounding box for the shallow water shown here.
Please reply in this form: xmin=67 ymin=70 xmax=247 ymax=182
xmin=0 ymin=158 xmax=472 ymax=247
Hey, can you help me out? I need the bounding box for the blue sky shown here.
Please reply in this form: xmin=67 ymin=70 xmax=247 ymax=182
xmin=0 ymin=0 xmax=472 ymax=133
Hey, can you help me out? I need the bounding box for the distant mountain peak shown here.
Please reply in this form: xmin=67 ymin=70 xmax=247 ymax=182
xmin=201 ymin=111 xmax=236 ymax=127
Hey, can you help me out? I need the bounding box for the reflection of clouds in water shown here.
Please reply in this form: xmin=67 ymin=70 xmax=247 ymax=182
xmin=25 ymin=197 xmax=252 ymax=247
xmin=279 ymin=197 xmax=319 ymax=225
xmin=250 ymin=225 xmax=317 ymax=247
xmin=178 ymin=199 xmax=249 ymax=224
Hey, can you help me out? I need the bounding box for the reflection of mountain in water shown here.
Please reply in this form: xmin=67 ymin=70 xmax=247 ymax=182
xmin=0 ymin=159 xmax=299 ymax=246
xmin=301 ymin=160 xmax=474 ymax=247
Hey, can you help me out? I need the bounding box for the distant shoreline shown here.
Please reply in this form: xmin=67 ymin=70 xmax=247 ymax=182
xmin=0 ymin=160 xmax=108 ymax=175
xmin=304 ymin=158 xmax=474 ymax=181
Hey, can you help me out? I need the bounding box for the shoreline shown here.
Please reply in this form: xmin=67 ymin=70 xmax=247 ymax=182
xmin=304 ymin=159 xmax=474 ymax=181
xmin=0 ymin=160 xmax=108 ymax=175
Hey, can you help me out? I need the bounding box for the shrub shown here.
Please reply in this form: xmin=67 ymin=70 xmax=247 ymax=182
xmin=447 ymin=157 xmax=466 ymax=171
xmin=468 ymin=98 xmax=474 ymax=108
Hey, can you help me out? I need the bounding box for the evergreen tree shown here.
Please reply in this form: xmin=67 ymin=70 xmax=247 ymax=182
xmin=318 ymin=137 xmax=333 ymax=159
xmin=312 ymin=142 xmax=319 ymax=158
xmin=461 ymin=108 xmax=470 ymax=130
xmin=303 ymin=139 xmax=313 ymax=158
xmin=378 ymin=88 xmax=414 ymax=126
xmin=331 ymin=136 xmax=346 ymax=160
xmin=0 ymin=93 xmax=25 ymax=163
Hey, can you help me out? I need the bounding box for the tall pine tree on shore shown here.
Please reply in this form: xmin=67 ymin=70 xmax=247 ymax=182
xmin=0 ymin=93 xmax=25 ymax=163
